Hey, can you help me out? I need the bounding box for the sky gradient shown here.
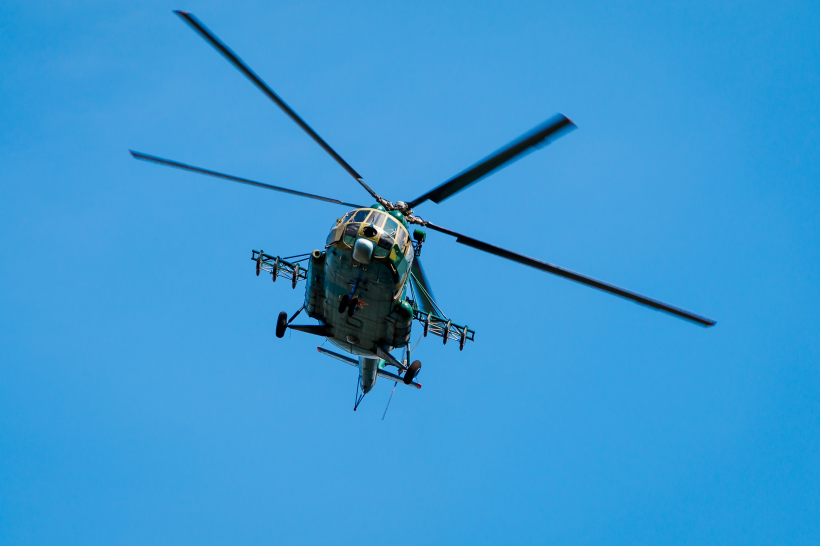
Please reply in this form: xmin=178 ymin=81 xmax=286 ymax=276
xmin=1 ymin=1 xmax=818 ymax=544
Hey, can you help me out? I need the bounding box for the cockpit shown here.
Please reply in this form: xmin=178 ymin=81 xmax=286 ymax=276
xmin=326 ymin=207 xmax=414 ymax=277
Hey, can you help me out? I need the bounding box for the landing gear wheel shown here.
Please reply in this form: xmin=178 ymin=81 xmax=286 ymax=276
xmin=403 ymin=360 xmax=421 ymax=385
xmin=347 ymin=296 xmax=358 ymax=317
xmin=338 ymin=295 xmax=349 ymax=313
xmin=275 ymin=311 xmax=288 ymax=338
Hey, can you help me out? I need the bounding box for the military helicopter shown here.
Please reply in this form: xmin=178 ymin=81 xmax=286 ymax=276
xmin=131 ymin=11 xmax=716 ymax=412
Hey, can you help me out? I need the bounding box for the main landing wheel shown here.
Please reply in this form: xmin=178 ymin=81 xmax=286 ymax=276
xmin=347 ymin=296 xmax=358 ymax=317
xmin=275 ymin=311 xmax=288 ymax=338
xmin=338 ymin=295 xmax=349 ymax=313
xmin=403 ymin=360 xmax=422 ymax=385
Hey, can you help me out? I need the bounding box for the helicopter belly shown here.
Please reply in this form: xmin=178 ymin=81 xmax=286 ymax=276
xmin=315 ymin=245 xmax=412 ymax=355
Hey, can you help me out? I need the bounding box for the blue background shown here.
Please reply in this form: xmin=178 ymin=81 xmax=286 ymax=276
xmin=1 ymin=1 xmax=818 ymax=544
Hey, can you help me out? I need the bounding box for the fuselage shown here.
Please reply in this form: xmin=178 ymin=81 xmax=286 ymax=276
xmin=304 ymin=205 xmax=416 ymax=393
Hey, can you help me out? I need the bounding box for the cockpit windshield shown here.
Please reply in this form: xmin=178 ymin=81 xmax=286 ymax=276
xmin=327 ymin=208 xmax=411 ymax=269
xmin=383 ymin=217 xmax=398 ymax=238
xmin=370 ymin=213 xmax=387 ymax=229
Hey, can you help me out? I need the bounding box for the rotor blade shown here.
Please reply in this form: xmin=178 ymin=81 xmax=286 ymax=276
xmin=408 ymin=114 xmax=576 ymax=208
xmin=130 ymin=150 xmax=363 ymax=208
xmin=174 ymin=11 xmax=382 ymax=202
xmin=410 ymin=257 xmax=438 ymax=315
xmin=423 ymin=221 xmax=716 ymax=327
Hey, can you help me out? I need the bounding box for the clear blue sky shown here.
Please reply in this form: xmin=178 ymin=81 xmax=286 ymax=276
xmin=1 ymin=1 xmax=818 ymax=544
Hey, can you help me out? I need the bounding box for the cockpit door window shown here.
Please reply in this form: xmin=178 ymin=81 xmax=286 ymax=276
xmin=395 ymin=228 xmax=408 ymax=251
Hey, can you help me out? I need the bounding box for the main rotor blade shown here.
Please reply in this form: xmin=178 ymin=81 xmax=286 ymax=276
xmin=408 ymin=114 xmax=576 ymax=208
xmin=130 ymin=150 xmax=363 ymax=208
xmin=423 ymin=221 xmax=716 ymax=327
xmin=174 ymin=11 xmax=382 ymax=203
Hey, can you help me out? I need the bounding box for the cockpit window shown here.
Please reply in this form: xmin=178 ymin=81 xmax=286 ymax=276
xmin=383 ymin=217 xmax=398 ymax=237
xmin=352 ymin=209 xmax=370 ymax=223
xmin=370 ymin=212 xmax=387 ymax=229
xmin=341 ymin=211 xmax=356 ymax=223
xmin=405 ymin=237 xmax=414 ymax=260
xmin=396 ymin=228 xmax=408 ymax=251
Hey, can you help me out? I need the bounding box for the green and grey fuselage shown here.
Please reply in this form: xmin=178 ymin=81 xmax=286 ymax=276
xmin=304 ymin=205 xmax=415 ymax=393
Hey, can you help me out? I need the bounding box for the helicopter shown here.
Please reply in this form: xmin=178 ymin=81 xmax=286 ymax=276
xmin=131 ymin=11 xmax=716 ymax=412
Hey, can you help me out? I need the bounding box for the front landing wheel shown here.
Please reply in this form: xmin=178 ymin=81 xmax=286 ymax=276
xmin=275 ymin=311 xmax=288 ymax=338
xmin=403 ymin=360 xmax=422 ymax=385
